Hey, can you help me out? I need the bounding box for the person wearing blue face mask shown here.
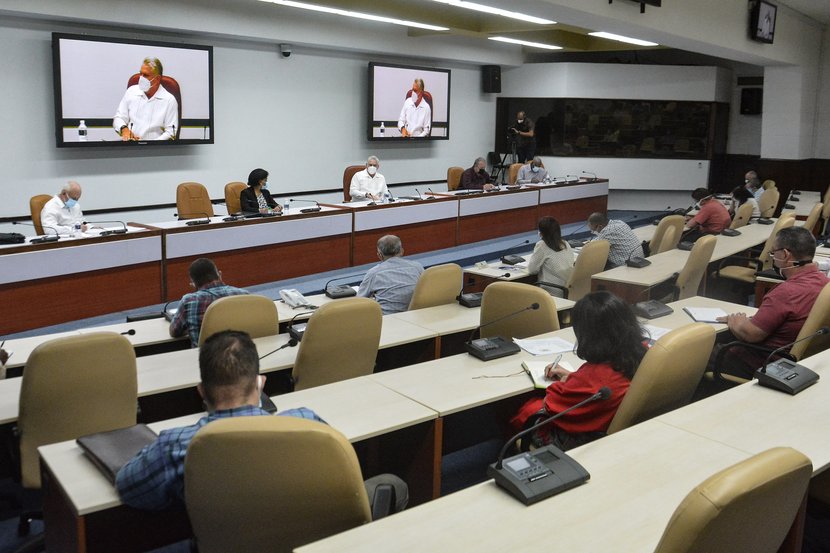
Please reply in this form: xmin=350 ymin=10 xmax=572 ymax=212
xmin=40 ymin=181 xmax=87 ymax=235
xmin=240 ymin=168 xmax=280 ymax=215
xmin=515 ymin=156 xmax=549 ymax=185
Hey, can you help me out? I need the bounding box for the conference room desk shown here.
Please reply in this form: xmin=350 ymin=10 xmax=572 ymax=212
xmin=148 ymin=207 xmax=353 ymax=301
xmin=533 ymin=179 xmax=609 ymax=225
xmin=783 ymin=191 xmax=821 ymax=219
xmin=0 ymin=228 xmax=163 ymax=335
xmin=38 ymin=378 xmax=439 ymax=553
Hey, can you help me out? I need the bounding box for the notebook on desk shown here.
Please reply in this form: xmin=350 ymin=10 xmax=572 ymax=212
xmin=77 ymin=424 xmax=158 ymax=484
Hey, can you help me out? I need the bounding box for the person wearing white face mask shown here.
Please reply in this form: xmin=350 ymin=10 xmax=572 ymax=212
xmin=516 ymin=156 xmax=549 ymax=184
xmin=113 ymin=57 xmax=178 ymax=141
xmin=349 ymin=155 xmax=389 ymax=201
xmin=397 ymin=78 xmax=431 ymax=138
xmin=509 ymin=111 xmax=536 ymax=163
xmin=40 ymin=181 xmax=87 ymax=235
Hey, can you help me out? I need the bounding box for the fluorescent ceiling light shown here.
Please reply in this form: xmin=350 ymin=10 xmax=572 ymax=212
xmin=488 ymin=36 xmax=562 ymax=50
xmin=431 ymin=0 xmax=555 ymax=25
xmin=588 ymin=32 xmax=658 ymax=47
xmin=261 ymin=0 xmax=450 ymax=31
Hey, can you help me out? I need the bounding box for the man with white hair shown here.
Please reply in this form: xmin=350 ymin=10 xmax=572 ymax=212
xmin=349 ymin=155 xmax=389 ymax=201
xmin=358 ymin=235 xmax=423 ymax=314
xmin=40 ymin=181 xmax=87 ymax=235
xmin=113 ymin=56 xmax=178 ymax=141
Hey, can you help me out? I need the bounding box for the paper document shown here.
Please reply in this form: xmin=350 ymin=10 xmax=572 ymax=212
xmin=513 ymin=337 xmax=574 ymax=356
xmin=522 ymin=360 xmax=576 ymax=389
xmin=682 ymin=307 xmax=728 ymax=323
xmin=643 ymin=324 xmax=672 ymax=341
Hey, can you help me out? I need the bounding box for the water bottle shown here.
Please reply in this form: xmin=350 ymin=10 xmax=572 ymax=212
xmin=78 ymin=120 xmax=87 ymax=142
xmin=380 ymin=122 xmax=385 ymax=136
xmin=283 ymin=199 xmax=290 ymax=214
xmin=71 ymin=221 xmax=81 ymax=237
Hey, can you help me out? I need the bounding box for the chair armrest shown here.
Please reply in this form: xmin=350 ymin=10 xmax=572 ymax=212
xmin=535 ymin=281 xmax=569 ymax=299
xmin=715 ymin=255 xmax=763 ymax=278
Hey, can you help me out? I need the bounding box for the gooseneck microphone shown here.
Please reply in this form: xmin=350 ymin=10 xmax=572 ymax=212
xmin=501 ymin=238 xmax=531 ymax=265
xmin=323 ymin=273 xmax=363 ymax=299
xmin=290 ymin=199 xmax=322 ymax=212
xmin=12 ymin=221 xmax=60 ymax=243
xmin=753 ymin=326 xmax=827 ymax=394
xmin=414 ymin=188 xmax=423 ymax=200
xmin=84 ymin=220 xmax=128 ymax=235
xmin=487 ymin=387 xmax=611 ymax=505
xmin=563 ymin=221 xmax=589 ymax=249
xmin=581 ymin=171 xmax=597 ymax=182
xmin=466 ymin=303 xmax=540 ymax=361
xmin=175 ymin=212 xmax=211 ymax=226
xmin=259 ymin=337 xmax=299 ymax=360
xmin=287 ymin=310 xmax=316 ymax=342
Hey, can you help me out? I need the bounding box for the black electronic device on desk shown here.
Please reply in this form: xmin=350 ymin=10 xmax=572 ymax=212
xmin=488 ymin=387 xmax=610 ymax=505
xmin=465 ymin=303 xmax=538 ymax=361
xmin=501 ymin=254 xmax=525 ymax=265
xmin=753 ymin=328 xmax=827 ymax=395
xmin=325 ymin=285 xmax=356 ymax=299
xmin=567 ymin=239 xmax=586 ymax=248
xmin=677 ymin=241 xmax=694 ymax=251
xmin=458 ymin=292 xmax=482 ymax=308
xmin=634 ymin=300 xmax=673 ymax=319
xmin=720 ymin=228 xmax=741 ymax=236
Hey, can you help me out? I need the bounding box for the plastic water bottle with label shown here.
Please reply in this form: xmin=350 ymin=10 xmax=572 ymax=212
xmin=78 ymin=120 xmax=87 ymax=142
xmin=283 ymin=199 xmax=290 ymax=214
xmin=380 ymin=122 xmax=385 ymax=136
xmin=71 ymin=222 xmax=81 ymax=237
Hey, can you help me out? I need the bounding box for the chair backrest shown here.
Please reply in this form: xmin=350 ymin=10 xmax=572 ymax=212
xmin=802 ymin=202 xmax=823 ymax=235
xmin=176 ymin=182 xmax=215 ymax=219
xmin=409 ymin=263 xmax=462 ymax=310
xmin=758 ymin=214 xmax=795 ymax=271
xmin=479 ymin=282 xmax=559 ymax=340
xmin=674 ymin=235 xmax=717 ymax=300
xmin=650 ymin=215 xmax=685 ymax=254
xmin=19 ymin=332 xmax=137 ymax=488
xmin=566 ymin=240 xmax=610 ymax=301
xmin=762 ymin=179 xmax=776 ymax=190
xmin=224 ymin=181 xmax=247 ymax=215
xmin=607 ymin=323 xmax=715 ymax=434
xmin=185 ymin=416 xmax=371 ymax=553
xmin=343 ymin=165 xmax=365 ymax=202
xmin=758 ymin=187 xmax=780 ymax=218
xmin=823 ymin=197 xmax=830 ymax=235
xmin=292 ymin=298 xmax=381 ymax=391
xmin=789 ymin=282 xmax=830 ymax=360
xmin=729 ymin=202 xmax=754 ymax=230
xmin=507 ymin=163 xmax=523 ymax=185
xmin=447 ymin=166 xmax=464 ymax=191
xmin=128 ymin=73 xmax=182 ymax=139
xmin=198 ymin=295 xmax=279 ymax=347
xmin=653 ymin=447 xmax=812 ymax=553
xmin=29 ymin=194 xmax=52 ymax=235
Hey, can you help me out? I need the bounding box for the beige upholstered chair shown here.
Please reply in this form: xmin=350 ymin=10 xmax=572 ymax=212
xmin=673 ymin=235 xmax=717 ymax=301
xmin=650 ymin=215 xmax=685 ymax=255
xmin=715 ymin=213 xmax=795 ymax=284
xmin=729 ymin=202 xmax=754 ymax=230
xmin=800 ymin=202 xmax=823 ymax=235
xmin=757 ymin=187 xmax=780 ymax=219
xmin=224 ymin=181 xmax=247 ymax=215
xmin=198 ymin=294 xmax=279 ymax=347
xmin=19 ymin=332 xmax=137 ymax=488
xmin=409 ymin=263 xmax=462 ymax=310
xmin=507 ymin=163 xmax=523 ymax=185
xmin=176 ymin=182 xmax=215 ymax=220
xmin=540 ymin=239 xmax=609 ymax=301
xmin=291 ymin=298 xmax=381 ymax=391
xmin=653 ymin=447 xmax=812 ymax=553
xmin=447 ymin=166 xmax=464 ymax=191
xmin=479 ymin=282 xmax=559 ymax=340
xmin=822 ymin=188 xmax=830 ymax=234
xmin=29 ymin=194 xmax=52 ymax=236
xmin=185 ymin=416 xmax=371 ymax=553
xmin=343 ymin=165 xmax=364 ymax=202
xmin=606 ymin=323 xmax=715 ymax=434
xmin=762 ymin=179 xmax=776 ymax=190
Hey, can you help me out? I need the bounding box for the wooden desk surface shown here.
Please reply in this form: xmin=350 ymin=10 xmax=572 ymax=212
xmin=297 ymin=420 xmax=750 ymax=553
xmin=38 ymin=377 xmax=437 ymax=517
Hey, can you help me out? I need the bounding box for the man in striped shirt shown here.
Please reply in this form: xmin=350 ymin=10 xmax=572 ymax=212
xmin=358 ymin=235 xmax=424 ymax=314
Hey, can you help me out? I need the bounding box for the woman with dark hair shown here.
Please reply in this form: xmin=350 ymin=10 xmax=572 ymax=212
xmin=240 ymin=168 xmax=280 ymax=214
xmin=510 ymin=291 xmax=648 ymax=450
xmin=527 ymin=216 xmax=575 ymax=298
xmin=730 ymin=185 xmax=760 ymax=218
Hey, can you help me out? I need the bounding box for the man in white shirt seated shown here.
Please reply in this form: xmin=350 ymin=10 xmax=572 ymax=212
xmin=358 ymin=235 xmax=424 ymax=314
xmin=113 ymin=56 xmax=178 ymax=141
xmin=516 ymin=157 xmax=549 ymax=185
xmin=40 ymin=181 xmax=87 ymax=235
xmin=349 ymin=156 xmax=389 ymax=201
xmin=397 ymin=78 xmax=431 ymax=138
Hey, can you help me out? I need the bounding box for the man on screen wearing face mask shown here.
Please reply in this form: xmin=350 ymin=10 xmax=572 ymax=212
xmin=715 ymin=227 xmax=830 ymax=379
xmin=113 ymin=57 xmax=178 ymax=141
xmin=516 ymin=156 xmax=549 ymax=185
xmin=350 ymin=156 xmax=389 ymax=201
xmin=40 ymin=181 xmax=87 ymax=235
xmin=397 ymin=78 xmax=431 ymax=138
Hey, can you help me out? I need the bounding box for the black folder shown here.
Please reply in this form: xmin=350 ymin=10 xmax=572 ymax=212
xmin=77 ymin=424 xmax=158 ymax=484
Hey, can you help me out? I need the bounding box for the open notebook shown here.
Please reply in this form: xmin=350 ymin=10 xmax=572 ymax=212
xmin=522 ymin=360 xmax=576 ymax=390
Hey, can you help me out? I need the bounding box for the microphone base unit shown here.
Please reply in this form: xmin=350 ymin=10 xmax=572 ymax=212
xmin=784 ymin=204 xmax=795 ymax=209
xmin=634 ymin=300 xmax=674 ymax=320
xmin=625 ymin=257 xmax=651 ymax=268
xmin=325 ymin=285 xmax=357 ymax=299
xmin=567 ymin=239 xmax=586 ymax=248
xmin=501 ymin=254 xmax=525 ymax=265
xmin=488 ymin=445 xmax=590 ymax=505
xmin=100 ymin=229 xmax=129 ymax=236
xmin=757 ymin=218 xmax=774 ymax=225
xmin=288 ymin=323 xmax=307 ymax=343
xmin=458 ymin=292 xmax=483 ymax=308
xmin=677 ymin=241 xmax=694 ymax=251
xmin=466 ymin=337 xmax=521 ymax=361
xmin=126 ymin=312 xmax=165 ymax=323
xmin=223 ymin=215 xmax=245 ymax=222
xmin=720 ymin=229 xmax=741 ymax=237
xmin=754 ymin=359 xmax=819 ymax=395
xmin=31 ymin=236 xmax=60 ymax=244
xmin=185 ymin=219 xmax=210 ymax=226
xmin=300 ymin=207 xmax=322 ymax=213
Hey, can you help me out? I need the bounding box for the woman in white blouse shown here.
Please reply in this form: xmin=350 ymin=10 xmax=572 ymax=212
xmin=527 ymin=217 xmax=575 ymax=297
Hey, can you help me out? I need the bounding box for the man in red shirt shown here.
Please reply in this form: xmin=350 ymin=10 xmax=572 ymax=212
xmin=684 ymin=187 xmax=731 ymax=241
xmin=717 ymin=226 xmax=830 ymax=378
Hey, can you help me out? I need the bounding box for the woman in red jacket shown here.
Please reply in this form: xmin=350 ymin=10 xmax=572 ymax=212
xmin=511 ymin=291 xmax=647 ymax=450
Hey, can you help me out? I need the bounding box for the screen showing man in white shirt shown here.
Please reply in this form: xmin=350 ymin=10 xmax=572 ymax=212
xmin=113 ymin=57 xmax=178 ymax=141
xmin=398 ymin=78 xmax=431 ymax=138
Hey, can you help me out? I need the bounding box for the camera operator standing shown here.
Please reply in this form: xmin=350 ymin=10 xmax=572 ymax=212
xmin=509 ymin=111 xmax=536 ymax=163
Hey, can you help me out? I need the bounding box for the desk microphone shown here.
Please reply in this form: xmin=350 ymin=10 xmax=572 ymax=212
xmin=427 ymin=187 xmax=437 ymax=198
xmin=323 ymin=273 xmax=363 ymax=299
xmin=286 ymin=311 xmax=316 ymax=342
xmin=415 ymin=188 xmax=423 ymax=200
xmin=84 ymin=220 xmax=128 ymax=235
xmin=581 ymin=171 xmax=597 ymax=182
xmin=120 ymin=329 xmax=136 ymax=336
xmin=501 ymin=239 xmax=531 ymax=265
xmin=466 ymin=303 xmax=539 ymax=361
xmin=754 ymin=327 xmax=827 ymax=394
xmin=625 ymin=242 xmax=651 ymax=268
xmin=259 ymin=337 xmax=298 ymax=360
xmin=290 ymin=199 xmax=322 ymax=212
xmin=487 ymin=387 xmax=610 ymax=505
xmin=175 ymin=212 xmax=211 ymax=225
xmin=565 ymin=174 xmax=579 ymax=182
xmin=12 ymin=221 xmax=60 ymax=243
xmin=563 ymin=221 xmax=588 ymax=249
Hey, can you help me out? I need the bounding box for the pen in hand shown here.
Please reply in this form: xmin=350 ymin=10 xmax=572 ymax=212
xmin=544 ymin=353 xmax=563 ymax=380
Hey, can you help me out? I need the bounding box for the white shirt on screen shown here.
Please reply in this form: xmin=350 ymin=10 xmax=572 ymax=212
xmin=113 ymin=84 xmax=178 ymax=140
xmin=397 ymin=97 xmax=431 ymax=138
xmin=40 ymin=195 xmax=84 ymax=235
xmin=350 ymin=169 xmax=389 ymax=201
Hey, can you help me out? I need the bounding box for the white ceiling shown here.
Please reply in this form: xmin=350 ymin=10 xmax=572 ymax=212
xmin=779 ymin=0 xmax=830 ymax=24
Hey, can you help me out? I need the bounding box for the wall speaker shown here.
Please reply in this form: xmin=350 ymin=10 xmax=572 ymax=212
xmin=740 ymin=88 xmax=763 ymax=115
xmin=482 ymin=65 xmax=501 ymax=93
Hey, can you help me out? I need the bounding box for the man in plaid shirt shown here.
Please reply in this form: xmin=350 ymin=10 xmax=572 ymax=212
xmin=169 ymin=257 xmax=249 ymax=346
